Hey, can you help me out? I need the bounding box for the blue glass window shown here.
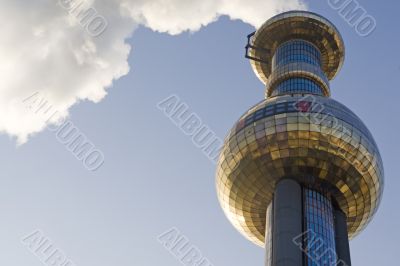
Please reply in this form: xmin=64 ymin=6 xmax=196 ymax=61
xmin=271 ymin=78 xmax=324 ymax=96
xmin=303 ymin=188 xmax=337 ymax=266
xmin=273 ymin=40 xmax=322 ymax=68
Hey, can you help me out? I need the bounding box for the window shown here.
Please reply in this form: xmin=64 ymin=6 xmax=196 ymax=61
xmin=272 ymin=78 xmax=324 ymax=96
xmin=273 ymin=40 xmax=322 ymax=68
xmin=303 ymin=188 xmax=337 ymax=266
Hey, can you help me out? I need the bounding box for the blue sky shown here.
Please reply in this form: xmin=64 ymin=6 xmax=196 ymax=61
xmin=0 ymin=0 xmax=399 ymax=265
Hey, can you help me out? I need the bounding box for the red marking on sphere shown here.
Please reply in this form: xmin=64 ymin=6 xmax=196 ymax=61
xmin=296 ymin=101 xmax=312 ymax=112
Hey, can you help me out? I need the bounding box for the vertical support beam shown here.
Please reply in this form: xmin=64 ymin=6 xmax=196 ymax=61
xmin=264 ymin=203 xmax=273 ymax=266
xmin=334 ymin=209 xmax=352 ymax=265
xmin=272 ymin=179 xmax=303 ymax=266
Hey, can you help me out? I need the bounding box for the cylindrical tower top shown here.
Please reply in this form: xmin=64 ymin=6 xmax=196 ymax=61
xmin=246 ymin=11 xmax=345 ymax=96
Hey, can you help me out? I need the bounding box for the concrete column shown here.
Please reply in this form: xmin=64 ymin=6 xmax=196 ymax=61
xmin=272 ymin=179 xmax=303 ymax=266
xmin=334 ymin=209 xmax=352 ymax=266
xmin=264 ymin=203 xmax=273 ymax=266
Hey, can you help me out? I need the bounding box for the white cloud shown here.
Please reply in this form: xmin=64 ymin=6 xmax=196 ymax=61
xmin=121 ymin=0 xmax=306 ymax=34
xmin=0 ymin=0 xmax=306 ymax=144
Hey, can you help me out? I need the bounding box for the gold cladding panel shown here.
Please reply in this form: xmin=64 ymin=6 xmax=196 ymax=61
xmin=216 ymin=96 xmax=384 ymax=247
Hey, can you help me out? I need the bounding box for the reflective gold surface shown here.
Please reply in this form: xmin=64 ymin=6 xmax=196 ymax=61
xmin=247 ymin=11 xmax=345 ymax=86
xmin=216 ymin=95 xmax=384 ymax=247
xmin=216 ymin=10 xmax=383 ymax=248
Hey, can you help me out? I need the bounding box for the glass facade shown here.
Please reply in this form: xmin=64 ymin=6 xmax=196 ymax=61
xmin=269 ymin=39 xmax=327 ymax=97
xmin=271 ymin=78 xmax=325 ymax=97
xmin=304 ymin=188 xmax=337 ymax=266
xmin=273 ymin=40 xmax=322 ymax=69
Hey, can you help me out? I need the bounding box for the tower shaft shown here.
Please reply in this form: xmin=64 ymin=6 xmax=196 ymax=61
xmin=270 ymin=179 xmax=302 ymax=266
xmin=250 ymin=15 xmax=352 ymax=265
xmin=266 ymin=179 xmax=351 ymax=266
xmin=334 ymin=209 xmax=352 ymax=265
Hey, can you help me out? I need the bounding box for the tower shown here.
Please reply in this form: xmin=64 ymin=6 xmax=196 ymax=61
xmin=216 ymin=11 xmax=384 ymax=266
